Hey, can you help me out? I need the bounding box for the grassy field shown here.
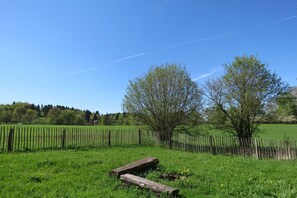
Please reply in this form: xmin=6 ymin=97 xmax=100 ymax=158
xmin=78 ymin=124 xmax=297 ymax=140
xmin=257 ymin=124 xmax=297 ymax=140
xmin=192 ymin=124 xmax=297 ymax=140
xmin=1 ymin=146 xmax=297 ymax=197
xmin=1 ymin=123 xmax=297 ymax=140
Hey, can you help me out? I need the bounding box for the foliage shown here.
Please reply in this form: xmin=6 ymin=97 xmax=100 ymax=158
xmin=48 ymin=107 xmax=63 ymax=124
xmin=12 ymin=105 xmax=27 ymax=123
xmin=205 ymin=55 xmax=288 ymax=139
xmin=276 ymin=91 xmax=297 ymax=117
xmin=0 ymin=102 xmax=96 ymax=126
xmin=21 ymin=109 xmax=37 ymax=124
xmin=204 ymin=105 xmax=227 ymax=130
xmin=0 ymin=102 xmax=141 ymax=126
xmin=85 ymin=110 xmax=92 ymax=124
xmin=269 ymin=86 xmax=297 ymax=123
xmin=1 ymin=146 xmax=297 ymax=197
xmin=100 ymin=114 xmax=110 ymax=125
xmin=123 ymin=64 xmax=203 ymax=147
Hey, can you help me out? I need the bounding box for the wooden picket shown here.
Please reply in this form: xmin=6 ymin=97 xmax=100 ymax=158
xmin=0 ymin=126 xmax=296 ymax=160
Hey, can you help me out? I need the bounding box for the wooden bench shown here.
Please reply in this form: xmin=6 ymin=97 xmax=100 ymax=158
xmin=110 ymin=157 xmax=159 ymax=177
xmin=120 ymin=173 xmax=179 ymax=196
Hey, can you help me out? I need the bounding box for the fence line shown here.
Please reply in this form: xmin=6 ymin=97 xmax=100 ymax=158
xmin=171 ymin=133 xmax=297 ymax=160
xmin=0 ymin=126 xmax=296 ymax=160
xmin=0 ymin=126 xmax=155 ymax=152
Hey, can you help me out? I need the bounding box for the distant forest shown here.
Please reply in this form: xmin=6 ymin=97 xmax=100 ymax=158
xmin=1 ymin=85 xmax=297 ymax=126
xmin=0 ymin=102 xmax=140 ymax=125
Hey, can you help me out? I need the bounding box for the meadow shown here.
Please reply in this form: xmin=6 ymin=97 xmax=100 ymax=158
xmin=1 ymin=124 xmax=297 ymax=197
xmin=1 ymin=124 xmax=297 ymax=155
xmin=1 ymin=146 xmax=297 ymax=197
xmin=257 ymin=124 xmax=297 ymax=140
xmin=189 ymin=124 xmax=297 ymax=141
xmin=1 ymin=123 xmax=297 ymax=140
xmin=89 ymin=124 xmax=297 ymax=140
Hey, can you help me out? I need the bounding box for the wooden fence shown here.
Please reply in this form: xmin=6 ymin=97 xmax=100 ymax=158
xmin=171 ymin=133 xmax=297 ymax=160
xmin=1 ymin=126 xmax=296 ymax=160
xmin=0 ymin=126 xmax=155 ymax=152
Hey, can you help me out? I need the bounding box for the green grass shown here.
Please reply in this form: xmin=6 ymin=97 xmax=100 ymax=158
xmin=194 ymin=124 xmax=297 ymax=140
xmin=257 ymin=124 xmax=297 ymax=140
xmin=0 ymin=125 xmax=154 ymax=152
xmin=1 ymin=123 xmax=297 ymax=141
xmin=1 ymin=146 xmax=297 ymax=197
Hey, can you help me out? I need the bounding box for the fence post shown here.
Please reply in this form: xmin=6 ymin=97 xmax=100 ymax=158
xmin=7 ymin=127 xmax=14 ymax=152
xmin=61 ymin=128 xmax=66 ymax=149
xmin=108 ymin=130 xmax=111 ymax=146
xmin=138 ymin=129 xmax=141 ymax=145
xmin=209 ymin=135 xmax=215 ymax=155
xmin=254 ymin=139 xmax=259 ymax=160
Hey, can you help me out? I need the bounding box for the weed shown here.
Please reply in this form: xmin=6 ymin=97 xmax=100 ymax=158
xmin=37 ymin=159 xmax=57 ymax=168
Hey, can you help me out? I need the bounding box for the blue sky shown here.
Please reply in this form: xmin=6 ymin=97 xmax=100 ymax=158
xmin=0 ymin=0 xmax=296 ymax=113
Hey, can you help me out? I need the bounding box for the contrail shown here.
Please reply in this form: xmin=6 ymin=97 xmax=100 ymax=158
xmin=146 ymin=32 xmax=235 ymax=54
xmin=69 ymin=67 xmax=99 ymax=76
xmin=162 ymin=0 xmax=170 ymax=8
xmin=67 ymin=53 xmax=145 ymax=76
xmin=274 ymin=15 xmax=297 ymax=23
xmin=101 ymin=53 xmax=145 ymax=68
xmin=67 ymin=33 xmax=233 ymax=77
xmin=192 ymin=67 xmax=222 ymax=81
xmin=66 ymin=15 xmax=296 ymax=77
xmin=255 ymin=15 xmax=297 ymax=29
xmin=191 ymin=15 xmax=297 ymax=82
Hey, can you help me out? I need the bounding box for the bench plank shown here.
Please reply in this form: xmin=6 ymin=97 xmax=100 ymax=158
xmin=110 ymin=157 xmax=159 ymax=177
xmin=120 ymin=173 xmax=179 ymax=196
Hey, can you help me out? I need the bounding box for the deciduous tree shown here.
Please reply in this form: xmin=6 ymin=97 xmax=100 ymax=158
xmin=205 ymin=55 xmax=288 ymax=139
xmin=22 ymin=109 xmax=37 ymax=124
xmin=123 ymin=64 xmax=203 ymax=147
xmin=12 ymin=106 xmax=27 ymax=123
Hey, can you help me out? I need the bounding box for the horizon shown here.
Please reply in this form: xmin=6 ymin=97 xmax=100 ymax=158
xmin=1 ymin=0 xmax=296 ymax=113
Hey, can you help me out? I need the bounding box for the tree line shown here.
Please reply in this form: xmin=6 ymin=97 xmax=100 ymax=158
xmin=1 ymin=55 xmax=296 ymax=147
xmin=0 ymin=102 xmax=141 ymax=125
xmin=122 ymin=55 xmax=297 ymax=147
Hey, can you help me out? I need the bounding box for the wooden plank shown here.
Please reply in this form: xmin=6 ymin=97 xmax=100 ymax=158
xmin=110 ymin=157 xmax=159 ymax=177
xmin=2 ymin=127 xmax=6 ymax=152
xmin=0 ymin=127 xmax=2 ymax=152
xmin=108 ymin=130 xmax=111 ymax=146
xmin=120 ymin=173 xmax=179 ymax=196
xmin=7 ymin=128 xmax=14 ymax=152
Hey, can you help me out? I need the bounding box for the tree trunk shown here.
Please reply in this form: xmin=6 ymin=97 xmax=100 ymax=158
xmin=238 ymin=137 xmax=253 ymax=156
xmin=156 ymin=130 xmax=173 ymax=148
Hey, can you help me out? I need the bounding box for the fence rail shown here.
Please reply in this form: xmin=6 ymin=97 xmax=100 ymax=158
xmin=1 ymin=126 xmax=296 ymax=160
xmin=0 ymin=126 xmax=155 ymax=152
xmin=171 ymin=133 xmax=297 ymax=160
